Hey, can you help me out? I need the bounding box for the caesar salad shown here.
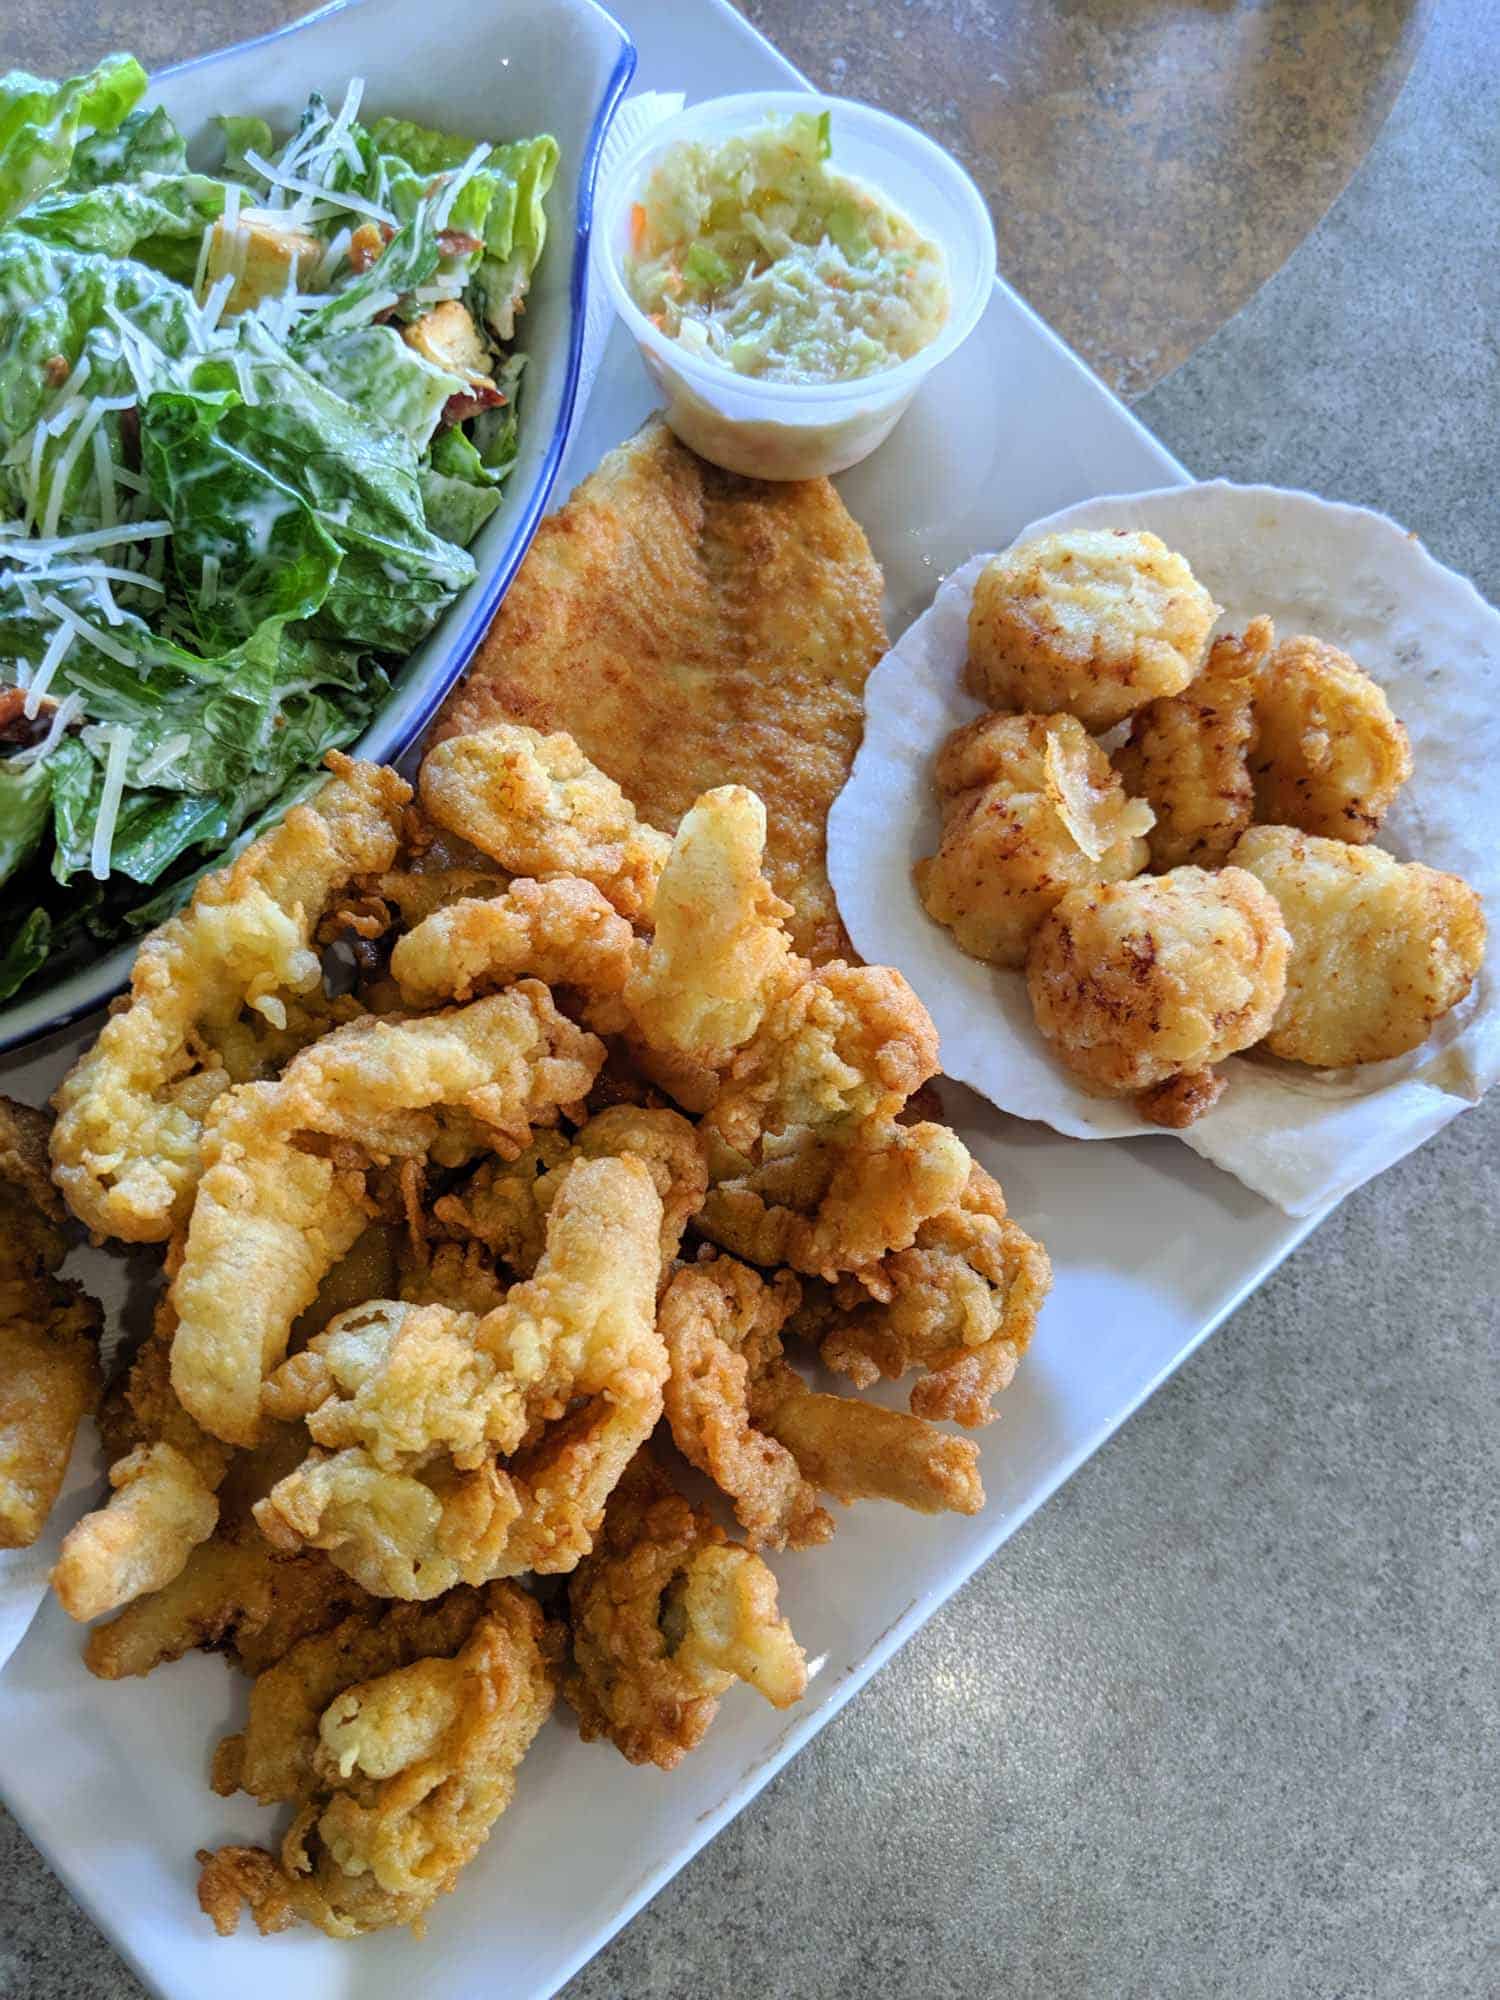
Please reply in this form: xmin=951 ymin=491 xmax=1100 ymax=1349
xmin=0 ymin=52 xmax=558 ymax=1001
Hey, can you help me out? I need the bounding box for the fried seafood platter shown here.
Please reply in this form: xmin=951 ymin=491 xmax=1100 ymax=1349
xmin=25 ymin=724 xmax=1048 ymax=1944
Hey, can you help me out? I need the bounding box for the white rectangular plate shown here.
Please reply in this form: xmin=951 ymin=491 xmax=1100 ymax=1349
xmin=0 ymin=2 xmax=1324 ymax=1997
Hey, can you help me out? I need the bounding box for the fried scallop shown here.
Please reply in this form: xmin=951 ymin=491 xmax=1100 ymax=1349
xmin=1025 ymin=866 xmax=1290 ymax=1121
xmin=1114 ymin=618 xmax=1271 ymax=869
xmin=1230 ymin=826 xmax=1485 ymax=1066
xmin=915 ymin=712 xmax=1154 ymax=967
xmin=1250 ymin=636 xmax=1412 ymax=841
xmin=965 ymin=529 xmax=1219 ymax=730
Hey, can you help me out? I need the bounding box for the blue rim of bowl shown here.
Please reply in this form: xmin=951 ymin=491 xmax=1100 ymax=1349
xmin=0 ymin=0 xmax=637 ymax=1058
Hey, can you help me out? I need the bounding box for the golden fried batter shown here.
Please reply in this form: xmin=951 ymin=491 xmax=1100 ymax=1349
xmin=1114 ymin=618 xmax=1270 ymax=869
xmin=564 ymin=1451 xmax=806 ymax=1769
xmin=699 ymin=1119 xmax=973 ymax=1280
xmin=660 ymin=1259 xmax=833 ymax=1551
xmin=625 ymin=785 xmax=796 ymax=1075
xmin=815 ymin=1162 xmax=1051 ymax=1426
xmin=916 ymin=711 xmax=1154 ymax=967
xmin=965 ymin=529 xmax=1219 ymax=730
xmin=1025 ymin=866 xmax=1290 ymax=1119
xmin=420 ymin=725 xmax=670 ymax=924
xmin=200 ymin=1582 xmax=558 ymax=1938
xmin=1250 ymin=636 xmax=1412 ymax=841
xmin=1230 ymin=825 xmax=1485 ymax=1065
xmin=390 ymin=876 xmax=637 ymax=1022
xmin=434 ymin=419 xmax=886 ymax=962
xmin=254 ymin=1158 xmax=667 ymax=1597
xmin=170 ymin=988 xmax=604 ymax=1448
xmin=661 ymin=1250 xmax=983 ymax=1523
xmin=50 ymin=757 xmax=408 ymax=1243
xmin=0 ymin=1099 xmax=100 ymax=1549
xmin=436 ymin=1105 xmax=707 ymax=1282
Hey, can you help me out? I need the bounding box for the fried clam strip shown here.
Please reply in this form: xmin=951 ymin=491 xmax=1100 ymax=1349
xmin=434 ymin=1104 xmax=708 ymax=1283
xmin=254 ymin=1157 xmax=667 ymax=1597
xmin=0 ymin=1098 xmax=101 ymax=1550
xmin=170 ymin=987 xmax=604 ymax=1448
xmin=50 ymin=757 xmax=409 ymax=1244
xmin=663 ymin=1252 xmax=982 ymax=1526
xmin=659 ymin=1259 xmax=833 ymax=1552
xmin=199 ymin=1582 xmax=560 ymax=1940
xmin=56 ymin=1226 xmax=400 ymax=1624
xmin=52 ymin=1285 xmax=227 ymax=1620
xmin=699 ymin=1119 xmax=973 ymax=1284
xmin=624 ymin=786 xmax=796 ymax=1076
xmin=705 ymin=960 xmax=942 ymax=1160
xmin=808 ymin=1163 xmax=1052 ymax=1427
xmin=420 ymin=725 xmax=670 ymax=924
xmin=564 ymin=1450 xmax=807 ymax=1770
xmin=82 ymin=1422 xmax=375 ymax=1679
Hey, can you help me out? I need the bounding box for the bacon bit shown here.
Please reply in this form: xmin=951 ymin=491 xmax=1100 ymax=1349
xmin=117 ymin=404 xmax=141 ymax=470
xmin=0 ymin=687 xmax=53 ymax=747
xmin=629 ymin=202 xmax=647 ymax=254
xmin=439 ymin=383 xmax=507 ymax=428
xmin=43 ymin=354 xmax=70 ymax=389
xmin=437 ymin=228 xmax=483 ymax=259
xmin=347 ymin=220 xmax=395 ymax=273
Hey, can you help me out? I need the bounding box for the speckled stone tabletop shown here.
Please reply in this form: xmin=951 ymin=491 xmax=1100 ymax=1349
xmin=1 ymin=4 xmax=1496 ymax=1997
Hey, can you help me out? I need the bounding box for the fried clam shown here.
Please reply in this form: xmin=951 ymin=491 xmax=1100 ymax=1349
xmin=199 ymin=1582 xmax=559 ymax=1939
xmin=420 ymin=724 xmax=670 ymax=924
xmin=808 ymin=1160 xmax=1052 ymax=1427
xmin=65 ymin=1228 xmax=397 ymax=1638
xmin=698 ymin=1119 xmax=973 ymax=1283
xmin=915 ymin=710 xmax=1155 ymax=969
xmin=50 ymin=756 xmax=409 ymax=1244
xmin=965 ymin=529 xmax=1220 ymax=731
xmin=624 ymin=784 xmax=797 ymax=1076
xmin=564 ymin=1449 xmax=807 ymax=1770
xmin=1114 ymin=618 xmax=1271 ymax=870
xmin=168 ymin=986 xmax=605 ymax=1448
xmin=1025 ymin=866 xmax=1291 ymax=1125
xmin=51 ymin=1286 xmax=227 ymax=1621
xmin=433 ymin=1104 xmax=708 ymax=1282
xmin=1230 ymin=825 xmax=1486 ymax=1066
xmin=253 ymin=1157 xmax=667 ymax=1597
xmin=389 ymin=875 xmax=637 ymax=1027
xmin=659 ymin=1258 xmax=833 ymax=1551
xmin=0 ymin=1097 xmax=101 ymax=1550
xmin=1250 ymin=635 xmax=1412 ymax=841
xmin=661 ymin=1253 xmax=983 ymax=1532
xmin=81 ymin=1425 xmax=375 ymax=1681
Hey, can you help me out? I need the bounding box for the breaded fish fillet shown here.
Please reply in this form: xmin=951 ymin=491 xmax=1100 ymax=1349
xmin=435 ymin=419 xmax=887 ymax=964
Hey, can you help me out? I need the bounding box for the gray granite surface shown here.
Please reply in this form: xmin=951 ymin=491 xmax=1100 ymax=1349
xmin=1 ymin=4 xmax=1497 ymax=1997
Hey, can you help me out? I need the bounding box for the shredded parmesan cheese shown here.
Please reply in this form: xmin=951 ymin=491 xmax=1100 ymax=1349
xmin=90 ymin=722 xmax=135 ymax=880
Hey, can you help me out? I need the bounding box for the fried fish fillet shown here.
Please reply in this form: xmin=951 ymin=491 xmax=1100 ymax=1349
xmin=434 ymin=418 xmax=888 ymax=964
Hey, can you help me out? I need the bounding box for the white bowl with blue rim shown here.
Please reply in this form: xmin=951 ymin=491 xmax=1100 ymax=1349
xmin=0 ymin=0 xmax=635 ymax=1053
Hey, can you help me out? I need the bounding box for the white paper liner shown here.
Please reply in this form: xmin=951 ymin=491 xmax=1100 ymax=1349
xmin=828 ymin=482 xmax=1500 ymax=1214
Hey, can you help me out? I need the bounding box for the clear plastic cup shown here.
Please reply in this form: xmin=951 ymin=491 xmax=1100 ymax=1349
xmin=595 ymin=91 xmax=997 ymax=480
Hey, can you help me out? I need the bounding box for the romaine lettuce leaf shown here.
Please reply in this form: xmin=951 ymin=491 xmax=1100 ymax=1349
xmin=69 ymin=103 xmax=186 ymax=187
xmin=188 ymin=342 xmax=476 ymax=649
xmin=0 ymin=904 xmax=49 ymax=1000
xmin=141 ymin=373 xmax=342 ymax=647
xmin=217 ymin=113 xmax=273 ymax=179
xmin=15 ymin=174 xmax=228 ymax=283
xmin=299 ymin=323 xmax=463 ymax=450
xmin=0 ymin=53 xmax=146 ymax=226
xmin=0 ymin=754 xmax=52 ymax=885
